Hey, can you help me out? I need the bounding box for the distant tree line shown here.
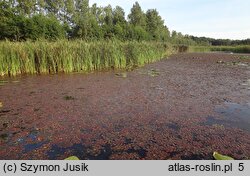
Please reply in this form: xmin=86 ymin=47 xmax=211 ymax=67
xmin=169 ymin=34 xmax=250 ymax=46
xmin=189 ymin=36 xmax=250 ymax=46
xmin=0 ymin=0 xmax=171 ymax=42
xmin=0 ymin=0 xmax=249 ymax=45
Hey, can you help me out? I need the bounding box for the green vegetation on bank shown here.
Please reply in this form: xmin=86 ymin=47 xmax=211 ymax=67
xmin=210 ymin=45 xmax=250 ymax=53
xmin=1 ymin=0 xmax=249 ymax=45
xmin=1 ymin=1 xmax=249 ymax=77
xmin=188 ymin=45 xmax=250 ymax=53
xmin=0 ymin=0 xmax=188 ymax=77
xmin=0 ymin=0 xmax=216 ymax=45
xmin=0 ymin=40 xmax=174 ymax=76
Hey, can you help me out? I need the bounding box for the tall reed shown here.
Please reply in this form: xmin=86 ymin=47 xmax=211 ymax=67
xmin=0 ymin=40 xmax=174 ymax=76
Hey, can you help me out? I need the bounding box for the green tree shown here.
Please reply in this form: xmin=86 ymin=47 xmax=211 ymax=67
xmin=102 ymin=5 xmax=114 ymax=39
xmin=45 ymin=0 xmax=64 ymax=20
xmin=0 ymin=1 xmax=25 ymax=40
xmin=23 ymin=15 xmax=65 ymax=40
xmin=128 ymin=2 xmax=146 ymax=28
xmin=16 ymin=0 xmax=36 ymax=16
xmin=103 ymin=5 xmax=113 ymax=26
xmin=73 ymin=0 xmax=91 ymax=39
xmin=146 ymin=9 xmax=167 ymax=41
xmin=37 ymin=0 xmax=46 ymax=14
xmin=113 ymin=6 xmax=126 ymax=25
xmin=0 ymin=0 xmax=175 ymax=42
xmin=171 ymin=30 xmax=177 ymax=38
xmin=45 ymin=15 xmax=65 ymax=40
xmin=113 ymin=6 xmax=126 ymax=40
xmin=114 ymin=24 xmax=125 ymax=40
xmin=134 ymin=26 xmax=149 ymax=41
xmin=63 ymin=0 xmax=75 ymax=23
xmin=88 ymin=4 xmax=103 ymax=39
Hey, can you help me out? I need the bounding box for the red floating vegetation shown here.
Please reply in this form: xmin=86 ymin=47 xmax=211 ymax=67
xmin=0 ymin=53 xmax=250 ymax=160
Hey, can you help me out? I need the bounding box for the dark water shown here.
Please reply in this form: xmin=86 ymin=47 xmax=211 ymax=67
xmin=47 ymin=143 xmax=114 ymax=160
xmin=204 ymin=102 xmax=250 ymax=132
xmin=24 ymin=141 xmax=48 ymax=153
xmin=21 ymin=129 xmax=49 ymax=153
xmin=46 ymin=143 xmax=147 ymax=160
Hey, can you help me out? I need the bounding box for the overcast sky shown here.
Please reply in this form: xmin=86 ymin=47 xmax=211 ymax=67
xmin=89 ymin=0 xmax=250 ymax=40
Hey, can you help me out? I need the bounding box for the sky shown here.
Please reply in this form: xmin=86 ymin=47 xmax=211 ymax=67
xmin=89 ymin=0 xmax=250 ymax=40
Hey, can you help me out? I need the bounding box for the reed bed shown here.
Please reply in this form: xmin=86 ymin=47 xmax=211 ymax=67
xmin=0 ymin=40 xmax=174 ymax=76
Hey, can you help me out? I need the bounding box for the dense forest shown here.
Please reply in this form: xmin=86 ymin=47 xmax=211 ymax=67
xmin=0 ymin=0 xmax=171 ymax=41
xmin=1 ymin=0 xmax=248 ymax=46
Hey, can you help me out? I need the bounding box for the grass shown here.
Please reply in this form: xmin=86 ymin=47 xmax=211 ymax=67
xmin=188 ymin=45 xmax=250 ymax=53
xmin=0 ymin=40 xmax=175 ymax=77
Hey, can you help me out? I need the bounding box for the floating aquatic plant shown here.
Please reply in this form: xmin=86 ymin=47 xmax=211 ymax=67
xmin=0 ymin=80 xmax=8 ymax=86
xmin=217 ymin=60 xmax=249 ymax=67
xmin=0 ymin=133 xmax=8 ymax=142
xmin=213 ymin=152 xmax=234 ymax=160
xmin=64 ymin=156 xmax=80 ymax=160
xmin=240 ymin=56 xmax=250 ymax=60
xmin=115 ymin=73 xmax=127 ymax=78
xmin=63 ymin=96 xmax=75 ymax=101
xmin=148 ymin=69 xmax=160 ymax=77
